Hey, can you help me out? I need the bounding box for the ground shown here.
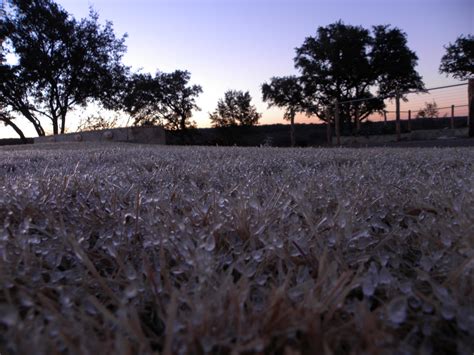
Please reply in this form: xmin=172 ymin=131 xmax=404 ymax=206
xmin=0 ymin=143 xmax=473 ymax=354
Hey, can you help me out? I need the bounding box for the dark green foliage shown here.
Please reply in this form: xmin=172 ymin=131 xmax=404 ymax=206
xmin=294 ymin=21 xmax=424 ymax=132
xmin=209 ymin=90 xmax=260 ymax=127
xmin=439 ymin=35 xmax=474 ymax=81
xmin=122 ymin=70 xmax=202 ymax=130
xmin=0 ymin=0 xmax=128 ymax=137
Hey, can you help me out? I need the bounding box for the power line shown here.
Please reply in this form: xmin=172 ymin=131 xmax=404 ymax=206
xmin=337 ymin=82 xmax=468 ymax=105
xmin=385 ymin=104 xmax=468 ymax=113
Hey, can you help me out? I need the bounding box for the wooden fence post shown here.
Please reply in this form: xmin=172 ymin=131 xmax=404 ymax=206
xmin=326 ymin=108 xmax=332 ymax=145
xmin=451 ymin=105 xmax=455 ymax=129
xmin=326 ymin=122 xmax=332 ymax=146
xmin=469 ymin=79 xmax=474 ymax=138
xmin=334 ymin=101 xmax=340 ymax=145
xmin=408 ymin=110 xmax=411 ymax=132
xmin=396 ymin=94 xmax=401 ymax=141
xmin=355 ymin=106 xmax=360 ymax=134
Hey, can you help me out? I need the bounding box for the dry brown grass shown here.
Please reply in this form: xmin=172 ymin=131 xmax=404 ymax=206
xmin=0 ymin=142 xmax=473 ymax=354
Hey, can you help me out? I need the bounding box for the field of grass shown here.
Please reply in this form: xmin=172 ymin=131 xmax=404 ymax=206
xmin=0 ymin=143 xmax=473 ymax=354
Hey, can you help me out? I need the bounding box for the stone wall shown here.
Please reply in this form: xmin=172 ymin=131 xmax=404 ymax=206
xmin=34 ymin=126 xmax=166 ymax=145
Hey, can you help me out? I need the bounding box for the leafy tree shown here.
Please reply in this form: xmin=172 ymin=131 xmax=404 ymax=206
xmin=209 ymin=90 xmax=260 ymax=127
xmin=371 ymin=25 xmax=425 ymax=97
xmin=294 ymin=21 xmax=424 ymax=133
xmin=122 ymin=72 xmax=165 ymax=126
xmin=0 ymin=0 xmax=128 ymax=138
xmin=159 ymin=70 xmax=202 ymax=130
xmin=439 ymin=35 xmax=474 ymax=80
xmin=416 ymin=101 xmax=439 ymax=119
xmin=122 ymin=70 xmax=202 ymax=130
xmin=262 ymin=76 xmax=304 ymax=146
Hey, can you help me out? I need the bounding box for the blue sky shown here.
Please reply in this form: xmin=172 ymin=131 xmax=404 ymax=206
xmin=1 ymin=0 xmax=472 ymax=137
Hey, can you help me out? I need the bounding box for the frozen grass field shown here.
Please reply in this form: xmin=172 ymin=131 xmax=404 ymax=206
xmin=0 ymin=143 xmax=473 ymax=354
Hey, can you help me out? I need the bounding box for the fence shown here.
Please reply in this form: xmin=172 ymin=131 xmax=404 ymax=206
xmin=329 ymin=79 xmax=473 ymax=145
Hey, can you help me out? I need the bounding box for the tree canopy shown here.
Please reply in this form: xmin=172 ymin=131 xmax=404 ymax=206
xmin=294 ymin=21 xmax=424 ymax=132
xmin=0 ymin=0 xmax=128 ymax=138
xmin=122 ymin=70 xmax=202 ymax=130
xmin=439 ymin=35 xmax=474 ymax=81
xmin=209 ymin=90 xmax=260 ymax=127
xmin=262 ymin=76 xmax=304 ymax=146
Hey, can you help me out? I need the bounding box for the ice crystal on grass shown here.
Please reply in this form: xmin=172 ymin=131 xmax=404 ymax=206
xmin=387 ymin=298 xmax=407 ymax=325
xmin=0 ymin=143 xmax=473 ymax=354
xmin=0 ymin=305 xmax=19 ymax=327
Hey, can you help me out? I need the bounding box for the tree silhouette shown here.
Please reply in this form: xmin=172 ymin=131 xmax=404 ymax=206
xmin=294 ymin=21 xmax=424 ymax=133
xmin=262 ymin=76 xmax=304 ymax=147
xmin=416 ymin=101 xmax=439 ymax=119
xmin=439 ymin=35 xmax=474 ymax=81
xmin=123 ymin=70 xmax=202 ymax=130
xmin=159 ymin=70 xmax=202 ymax=130
xmin=371 ymin=25 xmax=425 ymax=97
xmin=122 ymin=73 xmax=163 ymax=126
xmin=0 ymin=0 xmax=128 ymax=138
xmin=210 ymin=90 xmax=260 ymax=127
xmin=77 ymin=114 xmax=118 ymax=132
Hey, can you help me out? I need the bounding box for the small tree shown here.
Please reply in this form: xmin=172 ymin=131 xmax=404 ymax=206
xmin=77 ymin=114 xmax=118 ymax=132
xmin=439 ymin=35 xmax=474 ymax=80
xmin=416 ymin=101 xmax=439 ymax=119
xmin=209 ymin=90 xmax=260 ymax=127
xmin=262 ymin=76 xmax=304 ymax=147
xmin=159 ymin=70 xmax=202 ymax=130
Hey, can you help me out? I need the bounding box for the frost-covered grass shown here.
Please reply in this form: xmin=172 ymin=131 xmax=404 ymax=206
xmin=0 ymin=143 xmax=473 ymax=354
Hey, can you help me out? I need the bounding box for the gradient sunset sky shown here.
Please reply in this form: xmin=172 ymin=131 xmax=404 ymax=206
xmin=1 ymin=0 xmax=473 ymax=137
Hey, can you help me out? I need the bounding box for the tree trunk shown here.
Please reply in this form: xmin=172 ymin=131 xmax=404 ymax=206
xmin=1 ymin=117 xmax=28 ymax=143
xmin=180 ymin=115 xmax=186 ymax=131
xmin=61 ymin=113 xmax=66 ymax=134
xmin=290 ymin=112 xmax=295 ymax=147
xmin=20 ymin=108 xmax=45 ymax=136
xmin=52 ymin=115 xmax=59 ymax=135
